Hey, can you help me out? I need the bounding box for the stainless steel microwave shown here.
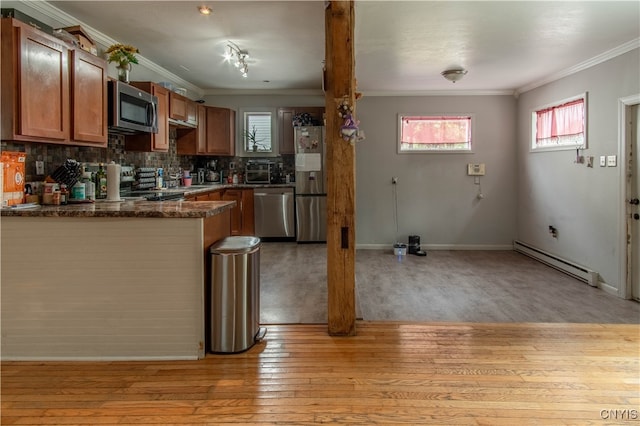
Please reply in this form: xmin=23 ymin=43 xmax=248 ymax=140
xmin=108 ymin=80 xmax=158 ymax=135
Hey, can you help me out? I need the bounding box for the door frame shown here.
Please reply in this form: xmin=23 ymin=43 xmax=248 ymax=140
xmin=618 ymin=94 xmax=640 ymax=299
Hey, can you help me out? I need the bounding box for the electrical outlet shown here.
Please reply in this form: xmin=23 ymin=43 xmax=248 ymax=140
xmin=35 ymin=161 xmax=44 ymax=175
xmin=599 ymin=156 xmax=606 ymax=167
xmin=607 ymin=155 xmax=617 ymax=167
xmin=392 ymin=177 xmax=398 ymax=184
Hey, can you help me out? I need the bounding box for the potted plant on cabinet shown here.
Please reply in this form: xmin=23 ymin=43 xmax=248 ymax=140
xmin=105 ymin=43 xmax=139 ymax=83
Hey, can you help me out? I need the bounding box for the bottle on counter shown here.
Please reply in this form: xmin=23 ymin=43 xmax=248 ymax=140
xmin=60 ymin=184 xmax=69 ymax=205
xmin=156 ymin=168 xmax=163 ymax=189
xmin=82 ymin=169 xmax=95 ymax=201
xmin=232 ymin=173 xmax=238 ymax=184
xmin=95 ymin=163 xmax=107 ymax=199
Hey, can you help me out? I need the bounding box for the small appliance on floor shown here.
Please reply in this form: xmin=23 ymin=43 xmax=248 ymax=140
xmin=408 ymin=235 xmax=427 ymax=256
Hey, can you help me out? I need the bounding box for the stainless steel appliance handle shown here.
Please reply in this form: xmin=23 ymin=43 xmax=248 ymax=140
xmin=147 ymin=101 xmax=157 ymax=132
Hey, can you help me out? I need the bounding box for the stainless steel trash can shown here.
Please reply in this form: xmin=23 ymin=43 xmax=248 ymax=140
xmin=210 ymin=236 xmax=265 ymax=353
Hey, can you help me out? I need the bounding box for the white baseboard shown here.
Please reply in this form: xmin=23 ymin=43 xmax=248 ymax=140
xmin=356 ymin=243 xmax=514 ymax=250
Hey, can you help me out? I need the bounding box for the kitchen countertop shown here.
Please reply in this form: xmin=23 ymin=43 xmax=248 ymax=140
xmin=181 ymin=183 xmax=295 ymax=194
xmin=0 ymin=200 xmax=235 ymax=218
xmin=0 ymin=183 xmax=294 ymax=218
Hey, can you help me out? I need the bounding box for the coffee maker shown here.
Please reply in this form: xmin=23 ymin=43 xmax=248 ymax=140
xmin=193 ymin=168 xmax=206 ymax=184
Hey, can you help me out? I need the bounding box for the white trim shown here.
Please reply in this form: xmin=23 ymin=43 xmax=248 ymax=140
xmin=24 ymin=0 xmax=204 ymax=98
xmin=513 ymin=240 xmax=598 ymax=287
xmin=361 ymin=90 xmax=515 ymax=97
xmin=517 ymin=39 xmax=640 ymax=96
xmin=529 ymin=92 xmax=588 ymax=152
xmin=204 ymin=89 xmax=324 ymax=97
xmin=356 ymin=244 xmax=514 ymax=251
xmin=619 ymin=94 xmax=640 ymax=300
xmin=397 ymin=113 xmax=475 ymax=154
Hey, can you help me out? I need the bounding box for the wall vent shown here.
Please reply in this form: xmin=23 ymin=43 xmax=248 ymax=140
xmin=513 ymin=240 xmax=599 ymax=287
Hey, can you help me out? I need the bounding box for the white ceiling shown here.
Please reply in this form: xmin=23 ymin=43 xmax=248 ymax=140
xmin=24 ymin=1 xmax=640 ymax=96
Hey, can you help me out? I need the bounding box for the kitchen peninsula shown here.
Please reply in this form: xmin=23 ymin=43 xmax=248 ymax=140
xmin=1 ymin=200 xmax=234 ymax=360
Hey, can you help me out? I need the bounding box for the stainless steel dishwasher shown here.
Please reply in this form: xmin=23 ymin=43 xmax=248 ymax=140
xmin=253 ymin=187 xmax=295 ymax=239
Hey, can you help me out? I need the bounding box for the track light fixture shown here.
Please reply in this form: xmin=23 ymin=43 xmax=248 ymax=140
xmin=441 ymin=68 xmax=467 ymax=83
xmin=224 ymin=41 xmax=249 ymax=78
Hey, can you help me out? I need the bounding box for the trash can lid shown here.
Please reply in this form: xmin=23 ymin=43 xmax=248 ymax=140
xmin=210 ymin=236 xmax=261 ymax=254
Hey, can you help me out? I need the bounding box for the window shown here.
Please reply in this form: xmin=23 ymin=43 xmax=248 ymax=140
xmin=243 ymin=111 xmax=273 ymax=153
xmin=398 ymin=114 xmax=473 ymax=153
xmin=531 ymin=93 xmax=587 ymax=151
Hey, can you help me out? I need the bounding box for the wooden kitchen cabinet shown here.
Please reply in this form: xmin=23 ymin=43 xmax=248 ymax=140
xmin=185 ymin=188 xmax=251 ymax=235
xmin=71 ymin=48 xmax=108 ymax=145
xmin=1 ymin=18 xmax=108 ymax=146
xmin=125 ymin=82 xmax=170 ymax=152
xmin=177 ymin=104 xmax=207 ymax=155
xmin=185 ymin=188 xmax=223 ymax=202
xmin=277 ymin=107 xmax=324 ymax=154
xmin=169 ymin=91 xmax=197 ymax=126
xmin=222 ymin=188 xmax=254 ymax=236
xmin=206 ymin=107 xmax=236 ymax=156
xmin=177 ymin=106 xmax=236 ymax=156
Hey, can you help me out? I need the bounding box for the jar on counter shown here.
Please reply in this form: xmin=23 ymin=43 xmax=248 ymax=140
xmin=71 ymin=181 xmax=85 ymax=200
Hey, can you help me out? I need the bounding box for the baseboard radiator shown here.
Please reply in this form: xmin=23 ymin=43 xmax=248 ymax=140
xmin=513 ymin=240 xmax=599 ymax=287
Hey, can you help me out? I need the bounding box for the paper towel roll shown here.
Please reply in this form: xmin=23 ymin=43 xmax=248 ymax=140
xmin=106 ymin=162 xmax=121 ymax=201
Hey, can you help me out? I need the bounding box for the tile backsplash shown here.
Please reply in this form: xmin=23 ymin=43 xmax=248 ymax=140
xmin=2 ymin=130 xmax=295 ymax=183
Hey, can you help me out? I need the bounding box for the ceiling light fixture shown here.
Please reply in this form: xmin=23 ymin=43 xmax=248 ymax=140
xmin=198 ymin=5 xmax=212 ymax=15
xmin=441 ymin=68 xmax=467 ymax=83
xmin=224 ymin=41 xmax=249 ymax=78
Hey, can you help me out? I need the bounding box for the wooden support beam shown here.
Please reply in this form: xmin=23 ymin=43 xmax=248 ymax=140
xmin=324 ymin=1 xmax=356 ymax=336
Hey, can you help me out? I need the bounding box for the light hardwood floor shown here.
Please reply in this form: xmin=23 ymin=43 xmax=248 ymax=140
xmin=260 ymin=243 xmax=640 ymax=324
xmin=2 ymin=322 xmax=638 ymax=425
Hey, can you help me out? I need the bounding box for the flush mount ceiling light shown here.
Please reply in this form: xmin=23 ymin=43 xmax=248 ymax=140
xmin=223 ymin=41 xmax=249 ymax=78
xmin=441 ymin=68 xmax=467 ymax=83
xmin=198 ymin=5 xmax=212 ymax=15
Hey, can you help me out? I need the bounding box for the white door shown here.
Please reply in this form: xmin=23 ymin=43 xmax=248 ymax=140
xmin=629 ymin=104 xmax=640 ymax=301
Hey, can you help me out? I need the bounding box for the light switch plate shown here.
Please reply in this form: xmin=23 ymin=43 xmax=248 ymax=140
xmin=599 ymin=156 xmax=606 ymax=167
xmin=35 ymin=161 xmax=44 ymax=175
xmin=607 ymin=155 xmax=617 ymax=167
xmin=467 ymin=163 xmax=485 ymax=176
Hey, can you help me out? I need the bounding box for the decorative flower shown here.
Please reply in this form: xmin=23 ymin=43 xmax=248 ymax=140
xmin=105 ymin=43 xmax=139 ymax=68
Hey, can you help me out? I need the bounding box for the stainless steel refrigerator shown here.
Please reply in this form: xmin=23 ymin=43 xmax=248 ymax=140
xmin=295 ymin=126 xmax=326 ymax=242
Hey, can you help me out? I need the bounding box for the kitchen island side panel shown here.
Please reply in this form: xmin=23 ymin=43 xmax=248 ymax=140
xmin=1 ymin=216 xmax=205 ymax=360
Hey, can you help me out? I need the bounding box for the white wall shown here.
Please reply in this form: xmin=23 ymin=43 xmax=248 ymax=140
xmin=355 ymin=95 xmax=518 ymax=248
xmin=516 ymin=49 xmax=640 ymax=293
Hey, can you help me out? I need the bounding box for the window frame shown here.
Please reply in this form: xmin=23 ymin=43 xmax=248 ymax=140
xmin=530 ymin=92 xmax=588 ymax=153
xmin=397 ymin=113 xmax=475 ymax=154
xmin=238 ymin=108 xmax=278 ymax=157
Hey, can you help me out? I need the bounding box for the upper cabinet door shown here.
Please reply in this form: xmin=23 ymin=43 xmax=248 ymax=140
xmin=169 ymin=92 xmax=188 ymax=121
xmin=152 ymin=85 xmax=170 ymax=152
xmin=278 ymin=108 xmax=295 ymax=154
xmin=206 ymin=107 xmax=235 ymax=156
xmin=18 ymin=22 xmax=69 ymax=140
xmin=71 ymin=48 xmax=107 ymax=145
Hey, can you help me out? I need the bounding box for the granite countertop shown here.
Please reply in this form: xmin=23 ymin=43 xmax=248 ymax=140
xmin=1 ymin=200 xmax=236 ymax=218
xmin=181 ymin=183 xmax=295 ymax=195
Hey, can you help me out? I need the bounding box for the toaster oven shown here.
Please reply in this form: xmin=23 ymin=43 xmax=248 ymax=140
xmin=245 ymin=161 xmax=273 ymax=184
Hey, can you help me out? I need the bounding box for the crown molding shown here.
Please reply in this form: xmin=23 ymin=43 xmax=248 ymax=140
xmin=21 ymin=0 xmax=204 ymax=98
xmin=203 ymin=89 xmax=325 ymax=97
xmin=516 ymin=38 xmax=640 ymax=96
xmin=360 ymin=89 xmax=515 ymax=97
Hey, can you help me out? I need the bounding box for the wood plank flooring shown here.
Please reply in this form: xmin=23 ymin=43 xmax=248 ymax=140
xmin=260 ymin=244 xmax=640 ymax=324
xmin=2 ymin=322 xmax=639 ymax=425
